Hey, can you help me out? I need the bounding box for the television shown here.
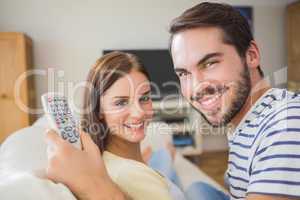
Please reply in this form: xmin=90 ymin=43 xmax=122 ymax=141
xmin=103 ymin=49 xmax=180 ymax=100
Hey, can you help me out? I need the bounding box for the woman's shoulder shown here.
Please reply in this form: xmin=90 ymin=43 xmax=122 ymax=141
xmin=102 ymin=151 xmax=128 ymax=179
xmin=103 ymin=151 xmax=164 ymax=180
xmin=103 ymin=151 xmax=172 ymax=200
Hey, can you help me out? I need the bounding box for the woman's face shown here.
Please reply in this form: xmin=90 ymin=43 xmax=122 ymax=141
xmin=101 ymin=70 xmax=153 ymax=143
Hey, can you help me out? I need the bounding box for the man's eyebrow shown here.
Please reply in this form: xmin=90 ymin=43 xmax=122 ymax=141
xmin=174 ymin=52 xmax=223 ymax=72
xmin=197 ymin=52 xmax=223 ymax=66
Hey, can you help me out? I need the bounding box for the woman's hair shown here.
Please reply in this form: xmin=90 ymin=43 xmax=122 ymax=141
xmin=81 ymin=51 xmax=150 ymax=153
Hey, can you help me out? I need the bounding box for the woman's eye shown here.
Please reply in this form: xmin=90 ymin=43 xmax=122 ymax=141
xmin=114 ymin=99 xmax=128 ymax=107
xmin=140 ymin=95 xmax=151 ymax=103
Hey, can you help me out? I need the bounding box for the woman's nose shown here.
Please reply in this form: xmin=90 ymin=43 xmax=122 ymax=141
xmin=129 ymin=102 xmax=145 ymax=118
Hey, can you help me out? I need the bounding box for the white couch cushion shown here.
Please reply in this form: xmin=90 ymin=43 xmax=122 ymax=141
xmin=0 ymin=116 xmax=77 ymax=200
xmin=0 ymin=117 xmax=226 ymax=199
xmin=0 ymin=172 xmax=76 ymax=200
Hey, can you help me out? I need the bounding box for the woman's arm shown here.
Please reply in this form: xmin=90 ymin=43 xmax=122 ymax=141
xmin=45 ymin=130 xmax=129 ymax=200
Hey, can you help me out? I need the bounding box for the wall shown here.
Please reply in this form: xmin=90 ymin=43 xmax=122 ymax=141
xmin=0 ymin=0 xmax=296 ymax=150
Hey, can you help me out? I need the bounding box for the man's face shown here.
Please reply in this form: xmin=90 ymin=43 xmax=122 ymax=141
xmin=171 ymin=27 xmax=251 ymax=127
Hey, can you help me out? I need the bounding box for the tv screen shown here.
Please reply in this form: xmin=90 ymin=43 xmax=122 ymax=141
xmin=103 ymin=49 xmax=180 ymax=99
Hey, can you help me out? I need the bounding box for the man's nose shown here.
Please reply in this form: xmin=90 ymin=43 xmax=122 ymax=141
xmin=192 ymin=70 xmax=206 ymax=90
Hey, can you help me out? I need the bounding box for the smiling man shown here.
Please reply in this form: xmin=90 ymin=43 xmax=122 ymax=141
xmin=170 ymin=2 xmax=300 ymax=200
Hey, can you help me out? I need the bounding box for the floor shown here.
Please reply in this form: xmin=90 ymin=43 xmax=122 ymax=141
xmin=185 ymin=151 xmax=229 ymax=188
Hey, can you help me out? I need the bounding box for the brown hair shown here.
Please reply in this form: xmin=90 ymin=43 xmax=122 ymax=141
xmin=81 ymin=51 xmax=150 ymax=152
xmin=169 ymin=2 xmax=264 ymax=77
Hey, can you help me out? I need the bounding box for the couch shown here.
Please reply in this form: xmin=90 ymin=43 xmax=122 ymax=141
xmin=0 ymin=116 xmax=226 ymax=199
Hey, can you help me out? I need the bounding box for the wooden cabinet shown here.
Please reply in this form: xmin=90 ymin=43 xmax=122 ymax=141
xmin=0 ymin=32 xmax=36 ymax=143
xmin=287 ymin=1 xmax=300 ymax=91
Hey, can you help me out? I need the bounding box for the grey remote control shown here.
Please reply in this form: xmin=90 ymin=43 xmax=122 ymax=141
xmin=41 ymin=93 xmax=82 ymax=149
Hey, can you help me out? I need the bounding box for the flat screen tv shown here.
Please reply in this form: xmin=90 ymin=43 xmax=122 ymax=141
xmin=103 ymin=49 xmax=180 ymax=100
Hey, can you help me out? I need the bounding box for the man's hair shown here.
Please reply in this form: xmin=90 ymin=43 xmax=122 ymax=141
xmin=169 ymin=2 xmax=264 ymax=77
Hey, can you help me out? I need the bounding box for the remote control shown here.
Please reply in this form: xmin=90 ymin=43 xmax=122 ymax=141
xmin=41 ymin=93 xmax=82 ymax=149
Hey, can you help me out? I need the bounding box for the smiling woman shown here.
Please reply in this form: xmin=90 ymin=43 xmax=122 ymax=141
xmin=81 ymin=51 xmax=152 ymax=153
xmin=79 ymin=51 xmax=183 ymax=200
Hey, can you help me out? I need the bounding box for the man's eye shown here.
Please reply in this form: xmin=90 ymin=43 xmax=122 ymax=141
xmin=203 ymin=61 xmax=218 ymax=69
xmin=114 ymin=99 xmax=128 ymax=107
xmin=177 ymin=71 xmax=189 ymax=78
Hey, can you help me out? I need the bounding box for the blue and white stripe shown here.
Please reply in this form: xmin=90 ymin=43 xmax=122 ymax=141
xmin=227 ymin=88 xmax=300 ymax=199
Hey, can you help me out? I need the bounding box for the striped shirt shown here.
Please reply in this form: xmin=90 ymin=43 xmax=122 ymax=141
xmin=227 ymin=88 xmax=300 ymax=199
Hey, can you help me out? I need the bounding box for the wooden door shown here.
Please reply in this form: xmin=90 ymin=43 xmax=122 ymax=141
xmin=0 ymin=33 xmax=33 ymax=143
xmin=287 ymin=1 xmax=300 ymax=91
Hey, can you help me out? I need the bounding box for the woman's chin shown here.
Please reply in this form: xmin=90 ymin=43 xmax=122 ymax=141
xmin=123 ymin=129 xmax=146 ymax=143
xmin=130 ymin=131 xmax=146 ymax=143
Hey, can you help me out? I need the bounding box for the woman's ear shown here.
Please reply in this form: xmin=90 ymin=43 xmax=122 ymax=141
xmin=245 ymin=40 xmax=260 ymax=70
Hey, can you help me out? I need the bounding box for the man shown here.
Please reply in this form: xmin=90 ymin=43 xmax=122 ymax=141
xmin=169 ymin=2 xmax=300 ymax=200
xmin=43 ymin=2 xmax=300 ymax=200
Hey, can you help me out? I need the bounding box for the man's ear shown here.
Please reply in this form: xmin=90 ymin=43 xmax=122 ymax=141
xmin=245 ymin=40 xmax=260 ymax=70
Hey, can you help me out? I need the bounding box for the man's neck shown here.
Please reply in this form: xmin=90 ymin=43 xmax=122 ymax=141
xmin=230 ymin=80 xmax=271 ymax=127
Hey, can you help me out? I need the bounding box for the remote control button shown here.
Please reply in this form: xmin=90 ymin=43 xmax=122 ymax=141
xmin=64 ymin=126 xmax=73 ymax=132
xmin=69 ymin=137 xmax=78 ymax=143
xmin=73 ymin=130 xmax=79 ymax=138
xmin=67 ymin=131 xmax=74 ymax=138
xmin=61 ymin=131 xmax=68 ymax=140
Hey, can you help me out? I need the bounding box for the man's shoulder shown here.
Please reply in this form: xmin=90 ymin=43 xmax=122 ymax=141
xmin=251 ymin=88 xmax=300 ymax=148
xmin=267 ymin=88 xmax=300 ymax=107
xmin=234 ymin=88 xmax=300 ymax=148
xmin=246 ymin=89 xmax=300 ymax=197
xmin=254 ymin=88 xmax=300 ymax=121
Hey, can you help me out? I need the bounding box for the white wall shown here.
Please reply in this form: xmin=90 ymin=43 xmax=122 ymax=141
xmin=0 ymin=0 xmax=296 ymax=150
xmin=0 ymin=0 xmax=295 ymax=104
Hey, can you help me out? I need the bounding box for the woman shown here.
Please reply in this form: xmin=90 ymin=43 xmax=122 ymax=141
xmin=46 ymin=51 xmax=185 ymax=200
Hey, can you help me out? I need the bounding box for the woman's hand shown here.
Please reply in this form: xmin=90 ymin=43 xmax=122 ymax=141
xmin=45 ymin=130 xmax=125 ymax=200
